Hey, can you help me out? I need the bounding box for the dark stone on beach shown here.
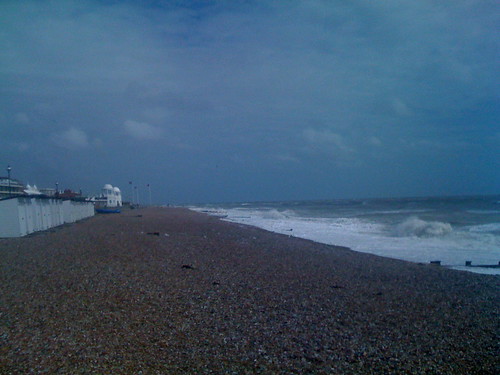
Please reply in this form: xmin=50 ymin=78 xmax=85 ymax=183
xmin=147 ymin=232 xmax=160 ymax=236
xmin=181 ymin=264 xmax=194 ymax=269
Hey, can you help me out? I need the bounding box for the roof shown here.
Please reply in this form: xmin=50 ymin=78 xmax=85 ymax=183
xmin=0 ymin=177 xmax=24 ymax=186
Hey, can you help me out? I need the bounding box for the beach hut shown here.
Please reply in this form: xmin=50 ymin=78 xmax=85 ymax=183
xmin=0 ymin=196 xmax=94 ymax=238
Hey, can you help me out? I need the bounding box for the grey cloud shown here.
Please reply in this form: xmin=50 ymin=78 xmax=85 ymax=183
xmin=52 ymin=127 xmax=89 ymax=149
xmin=0 ymin=0 xmax=497 ymax=202
xmin=123 ymin=120 xmax=164 ymax=140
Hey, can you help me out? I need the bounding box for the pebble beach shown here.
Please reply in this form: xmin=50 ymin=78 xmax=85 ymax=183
xmin=1 ymin=207 xmax=498 ymax=374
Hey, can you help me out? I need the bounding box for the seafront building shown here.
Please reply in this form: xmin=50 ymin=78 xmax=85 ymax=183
xmin=39 ymin=188 xmax=56 ymax=196
xmin=0 ymin=177 xmax=25 ymax=198
xmin=0 ymin=176 xmax=123 ymax=237
xmin=92 ymin=184 xmax=122 ymax=208
xmin=103 ymin=184 xmax=122 ymax=207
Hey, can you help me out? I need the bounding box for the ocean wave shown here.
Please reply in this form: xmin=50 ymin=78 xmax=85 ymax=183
xmin=188 ymin=207 xmax=228 ymax=217
xmin=232 ymin=208 xmax=297 ymax=220
xmin=190 ymin=200 xmax=499 ymax=275
xmin=468 ymin=223 xmax=500 ymax=233
xmin=260 ymin=209 xmax=295 ymax=220
xmin=366 ymin=209 xmax=432 ymax=215
xmin=396 ymin=217 xmax=453 ymax=237
xmin=466 ymin=210 xmax=500 ymax=215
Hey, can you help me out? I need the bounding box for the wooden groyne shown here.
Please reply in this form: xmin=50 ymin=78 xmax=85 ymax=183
xmin=430 ymin=260 xmax=500 ymax=268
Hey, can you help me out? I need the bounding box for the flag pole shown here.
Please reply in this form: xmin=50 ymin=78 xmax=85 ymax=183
xmin=129 ymin=181 xmax=133 ymax=205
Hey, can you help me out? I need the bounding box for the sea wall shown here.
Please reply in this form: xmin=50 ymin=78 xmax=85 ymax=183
xmin=62 ymin=200 xmax=95 ymax=223
xmin=0 ymin=197 xmax=94 ymax=238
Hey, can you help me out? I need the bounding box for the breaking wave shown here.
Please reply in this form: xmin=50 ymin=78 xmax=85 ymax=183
xmin=468 ymin=223 xmax=500 ymax=234
xmin=260 ymin=209 xmax=294 ymax=220
xmin=190 ymin=197 xmax=500 ymax=274
xmin=396 ymin=217 xmax=452 ymax=237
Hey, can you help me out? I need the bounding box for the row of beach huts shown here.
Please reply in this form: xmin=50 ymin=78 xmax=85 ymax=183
xmin=0 ymin=178 xmax=123 ymax=238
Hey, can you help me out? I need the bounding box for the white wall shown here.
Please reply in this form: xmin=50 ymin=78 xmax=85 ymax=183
xmin=0 ymin=199 xmax=21 ymax=237
xmin=62 ymin=200 xmax=95 ymax=223
xmin=0 ymin=197 xmax=94 ymax=238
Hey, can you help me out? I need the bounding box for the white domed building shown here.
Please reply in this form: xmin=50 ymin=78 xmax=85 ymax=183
xmin=112 ymin=187 xmax=122 ymax=207
xmin=99 ymin=184 xmax=122 ymax=208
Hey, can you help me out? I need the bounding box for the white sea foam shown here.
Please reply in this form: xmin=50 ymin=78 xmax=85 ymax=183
xmin=259 ymin=209 xmax=295 ymax=220
xmin=395 ymin=217 xmax=453 ymax=237
xmin=190 ymin=200 xmax=500 ymax=275
xmin=466 ymin=210 xmax=500 ymax=215
xmin=367 ymin=209 xmax=432 ymax=215
xmin=468 ymin=223 xmax=500 ymax=233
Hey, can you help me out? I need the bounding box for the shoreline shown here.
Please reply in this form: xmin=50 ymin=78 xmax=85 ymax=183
xmin=1 ymin=207 xmax=498 ymax=374
xmin=188 ymin=204 xmax=500 ymax=276
xmin=199 ymin=210 xmax=500 ymax=275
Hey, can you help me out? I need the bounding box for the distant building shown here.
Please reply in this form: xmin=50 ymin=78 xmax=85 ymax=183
xmin=94 ymin=184 xmax=122 ymax=208
xmin=112 ymin=187 xmax=122 ymax=207
xmin=0 ymin=177 xmax=25 ymax=198
xmin=39 ymin=188 xmax=56 ymax=197
xmin=58 ymin=189 xmax=82 ymax=199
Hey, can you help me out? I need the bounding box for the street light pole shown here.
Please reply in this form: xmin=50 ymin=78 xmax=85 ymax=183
xmin=7 ymin=165 xmax=12 ymax=196
xmin=147 ymin=184 xmax=152 ymax=206
xmin=129 ymin=181 xmax=134 ymax=205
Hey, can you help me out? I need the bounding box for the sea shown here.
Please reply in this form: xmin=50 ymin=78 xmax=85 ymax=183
xmin=190 ymin=195 xmax=500 ymax=275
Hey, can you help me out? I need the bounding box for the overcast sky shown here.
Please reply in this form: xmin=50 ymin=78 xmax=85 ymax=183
xmin=1 ymin=0 xmax=498 ymax=204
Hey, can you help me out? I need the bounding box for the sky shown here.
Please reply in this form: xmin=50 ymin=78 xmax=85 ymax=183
xmin=1 ymin=0 xmax=498 ymax=204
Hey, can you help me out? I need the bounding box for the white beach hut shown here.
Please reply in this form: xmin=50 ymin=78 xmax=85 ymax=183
xmin=0 ymin=196 xmax=94 ymax=238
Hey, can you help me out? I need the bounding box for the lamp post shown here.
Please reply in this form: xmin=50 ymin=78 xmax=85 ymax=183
xmin=129 ymin=181 xmax=133 ymax=205
xmin=147 ymin=184 xmax=152 ymax=206
xmin=55 ymin=182 xmax=59 ymax=197
xmin=7 ymin=165 xmax=12 ymax=196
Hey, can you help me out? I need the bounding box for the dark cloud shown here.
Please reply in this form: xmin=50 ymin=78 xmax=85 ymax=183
xmin=1 ymin=0 xmax=498 ymax=203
